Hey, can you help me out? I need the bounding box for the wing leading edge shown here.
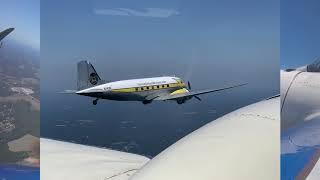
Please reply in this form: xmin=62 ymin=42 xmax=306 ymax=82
xmin=154 ymin=83 xmax=247 ymax=101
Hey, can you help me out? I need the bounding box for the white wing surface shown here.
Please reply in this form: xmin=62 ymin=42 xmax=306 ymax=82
xmin=40 ymin=138 xmax=150 ymax=180
xmin=130 ymin=97 xmax=280 ymax=180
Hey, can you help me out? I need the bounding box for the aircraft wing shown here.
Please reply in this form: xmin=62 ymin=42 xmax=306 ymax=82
xmin=153 ymin=83 xmax=247 ymax=101
xmin=42 ymin=96 xmax=279 ymax=180
xmin=0 ymin=28 xmax=14 ymax=41
xmin=129 ymin=96 xmax=279 ymax=180
xmin=40 ymin=138 xmax=150 ymax=180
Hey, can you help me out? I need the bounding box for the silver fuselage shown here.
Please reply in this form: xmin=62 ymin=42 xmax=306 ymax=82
xmin=76 ymin=76 xmax=187 ymax=101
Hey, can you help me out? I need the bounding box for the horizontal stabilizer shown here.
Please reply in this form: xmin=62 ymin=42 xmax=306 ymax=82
xmin=58 ymin=90 xmax=78 ymax=94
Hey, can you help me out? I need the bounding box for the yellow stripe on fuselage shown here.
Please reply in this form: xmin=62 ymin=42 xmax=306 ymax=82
xmin=111 ymin=82 xmax=186 ymax=93
xmin=111 ymin=87 xmax=136 ymax=93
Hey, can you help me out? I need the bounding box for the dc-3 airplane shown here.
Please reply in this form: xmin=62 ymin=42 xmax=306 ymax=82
xmin=68 ymin=60 xmax=247 ymax=105
xmin=40 ymin=60 xmax=320 ymax=180
xmin=0 ymin=28 xmax=14 ymax=47
xmin=42 ymin=61 xmax=283 ymax=180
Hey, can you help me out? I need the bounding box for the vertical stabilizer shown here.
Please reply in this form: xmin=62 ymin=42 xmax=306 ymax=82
xmin=0 ymin=28 xmax=14 ymax=41
xmin=77 ymin=61 xmax=103 ymax=90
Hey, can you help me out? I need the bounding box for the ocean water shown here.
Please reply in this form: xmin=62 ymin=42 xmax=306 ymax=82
xmin=41 ymin=85 xmax=277 ymax=158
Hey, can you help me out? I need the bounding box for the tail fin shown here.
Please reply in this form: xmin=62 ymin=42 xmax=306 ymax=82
xmin=0 ymin=28 xmax=14 ymax=41
xmin=294 ymin=57 xmax=320 ymax=72
xmin=77 ymin=61 xmax=104 ymax=90
xmin=307 ymin=57 xmax=320 ymax=72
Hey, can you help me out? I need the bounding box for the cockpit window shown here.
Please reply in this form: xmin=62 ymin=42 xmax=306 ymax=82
xmin=173 ymin=77 xmax=182 ymax=83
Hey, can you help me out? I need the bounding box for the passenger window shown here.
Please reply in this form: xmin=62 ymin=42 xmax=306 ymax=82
xmin=135 ymin=88 xmax=138 ymax=91
xmin=146 ymin=87 xmax=149 ymax=90
xmin=157 ymin=85 xmax=160 ymax=89
xmin=141 ymin=87 xmax=144 ymax=91
xmin=167 ymin=84 xmax=169 ymax=87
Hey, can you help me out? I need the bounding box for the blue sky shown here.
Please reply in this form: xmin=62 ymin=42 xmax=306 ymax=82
xmin=0 ymin=0 xmax=40 ymax=50
xmin=281 ymin=0 xmax=320 ymax=69
xmin=41 ymin=0 xmax=279 ymax=94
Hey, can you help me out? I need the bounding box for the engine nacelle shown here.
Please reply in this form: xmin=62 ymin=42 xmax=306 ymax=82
xmin=176 ymin=96 xmax=192 ymax=104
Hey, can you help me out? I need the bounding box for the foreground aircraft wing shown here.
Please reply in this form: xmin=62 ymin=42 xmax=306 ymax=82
xmin=153 ymin=83 xmax=247 ymax=101
xmin=42 ymin=96 xmax=279 ymax=180
xmin=41 ymin=138 xmax=150 ymax=180
xmin=129 ymin=97 xmax=279 ymax=180
xmin=0 ymin=28 xmax=14 ymax=41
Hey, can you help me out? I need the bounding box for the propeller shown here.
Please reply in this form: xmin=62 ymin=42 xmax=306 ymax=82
xmin=187 ymin=81 xmax=191 ymax=90
xmin=194 ymin=95 xmax=202 ymax=101
xmin=187 ymin=81 xmax=201 ymax=101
